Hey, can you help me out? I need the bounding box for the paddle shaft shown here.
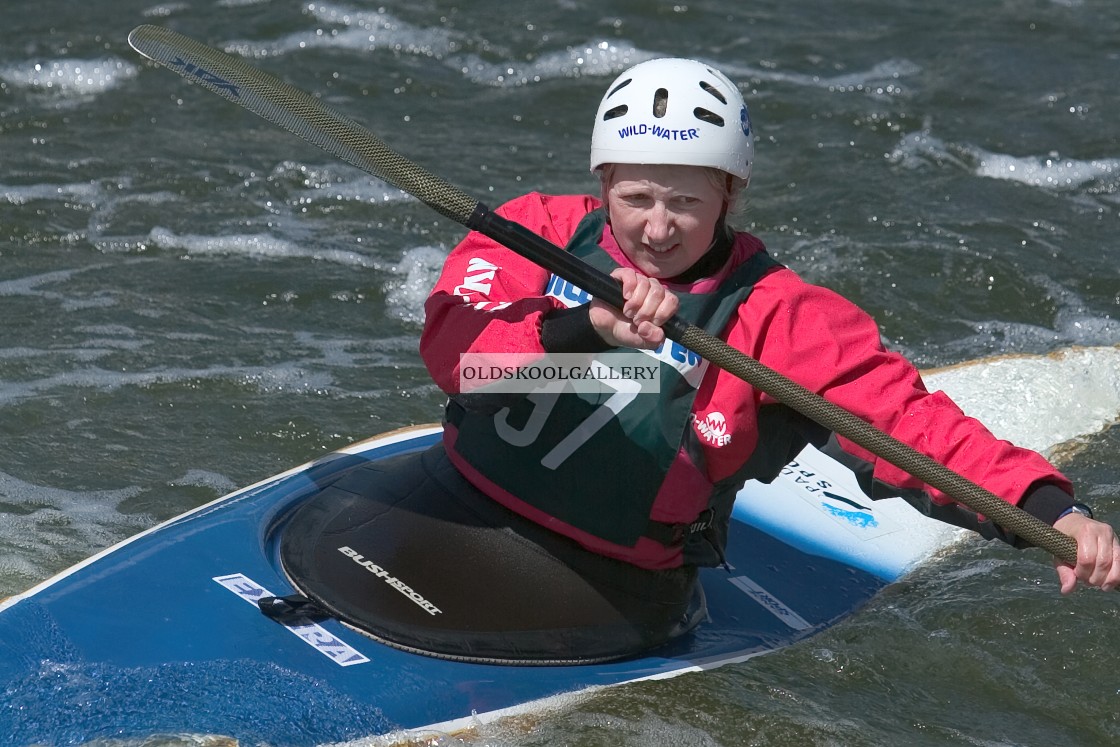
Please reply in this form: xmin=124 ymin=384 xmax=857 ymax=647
xmin=127 ymin=24 xmax=1079 ymax=565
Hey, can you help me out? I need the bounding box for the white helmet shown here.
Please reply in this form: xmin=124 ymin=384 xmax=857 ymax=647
xmin=590 ymin=58 xmax=753 ymax=182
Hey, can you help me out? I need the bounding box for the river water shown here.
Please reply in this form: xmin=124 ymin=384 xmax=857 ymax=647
xmin=2 ymin=0 xmax=1119 ymax=745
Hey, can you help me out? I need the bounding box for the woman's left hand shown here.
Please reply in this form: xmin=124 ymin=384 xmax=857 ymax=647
xmin=1051 ymin=513 xmax=1120 ymax=594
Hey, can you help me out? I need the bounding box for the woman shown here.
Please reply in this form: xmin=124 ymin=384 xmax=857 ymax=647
xmin=415 ymin=58 xmax=1119 ymax=661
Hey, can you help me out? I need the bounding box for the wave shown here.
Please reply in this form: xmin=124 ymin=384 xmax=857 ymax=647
xmin=889 ymin=128 xmax=1120 ymax=191
xmin=218 ymin=0 xmax=919 ymax=95
xmin=0 ymin=58 xmax=139 ymax=97
xmin=383 ymin=245 xmax=447 ymax=325
xmin=269 ymin=161 xmax=411 ymax=205
xmin=225 ymin=2 xmax=458 ymax=59
xmin=925 ymin=271 xmax=1120 ymax=361
xmin=169 ymin=470 xmax=239 ymax=495
xmin=224 ymin=2 xmax=651 ymax=86
xmin=452 ymin=41 xmax=656 ymax=87
xmin=0 ymin=181 xmax=103 ymax=206
xmin=0 ymin=266 xmax=108 ymax=302
xmin=973 ymin=151 xmax=1119 ymax=189
xmin=0 ymin=361 xmax=335 ymax=409
xmin=721 ymin=57 xmax=921 ymax=96
xmin=146 ymin=226 xmax=379 ymax=267
xmin=0 ymin=471 xmax=148 ymax=590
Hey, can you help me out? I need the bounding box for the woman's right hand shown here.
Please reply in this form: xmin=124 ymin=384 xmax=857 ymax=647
xmin=589 ymin=268 xmax=680 ymax=349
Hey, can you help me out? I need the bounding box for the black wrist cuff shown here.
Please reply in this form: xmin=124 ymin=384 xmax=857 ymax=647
xmin=541 ymin=305 xmax=613 ymax=354
xmin=1018 ymin=483 xmax=1076 ymax=527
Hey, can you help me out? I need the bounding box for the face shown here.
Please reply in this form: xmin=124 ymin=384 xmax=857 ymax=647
xmin=604 ymin=163 xmax=726 ymax=280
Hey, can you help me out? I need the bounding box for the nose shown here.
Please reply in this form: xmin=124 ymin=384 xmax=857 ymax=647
xmin=644 ymin=202 xmax=673 ymax=245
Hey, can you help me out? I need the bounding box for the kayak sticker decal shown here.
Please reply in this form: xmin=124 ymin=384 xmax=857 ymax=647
xmin=777 ymin=457 xmax=900 ymax=540
xmin=727 ymin=575 xmax=812 ymax=631
xmin=337 ymin=545 xmax=442 ymax=616
xmin=819 ymin=490 xmax=877 ymax=529
xmin=213 ymin=573 xmax=370 ymax=667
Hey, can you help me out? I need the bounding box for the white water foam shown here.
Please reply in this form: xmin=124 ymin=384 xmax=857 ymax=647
xmin=0 ymin=472 xmax=148 ymax=589
xmin=721 ymin=58 xmax=921 ymax=96
xmin=141 ymin=2 xmax=190 ymax=17
xmin=227 ymin=2 xmax=649 ymax=87
xmin=0 ymin=58 xmax=139 ymax=97
xmin=0 ymin=267 xmax=79 ymax=298
xmin=225 ymin=3 xmax=458 ymax=59
xmin=2 ymin=167 xmax=399 ymax=255
xmin=0 ymin=266 xmax=118 ymax=310
xmin=169 ymin=470 xmax=239 ymax=495
xmin=384 ymin=246 xmax=449 ymax=325
xmin=1038 ymin=276 xmax=1120 ymax=344
xmin=146 ymin=226 xmax=378 ymax=268
xmin=0 ymin=261 xmax=162 ymax=313
xmin=0 ymin=362 xmax=334 ymax=408
xmin=931 ymin=276 xmax=1120 ymax=361
xmin=888 ymin=128 xmax=1120 ymax=191
xmin=922 ymin=345 xmax=1120 ymax=456
xmin=974 ymin=151 xmax=1119 ymax=189
xmin=213 ymin=0 xmax=922 ymax=97
xmin=270 ymin=161 xmax=411 ymax=206
xmin=453 ymin=41 xmax=654 ymax=87
xmin=0 ymin=180 xmax=103 ymax=206
xmin=228 ymin=2 xmax=643 ymax=90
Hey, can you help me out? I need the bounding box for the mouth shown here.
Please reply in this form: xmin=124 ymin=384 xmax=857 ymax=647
xmin=646 ymin=243 xmax=678 ymax=254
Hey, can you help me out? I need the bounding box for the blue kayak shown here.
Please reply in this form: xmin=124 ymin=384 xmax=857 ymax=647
xmin=0 ymin=424 xmax=957 ymax=746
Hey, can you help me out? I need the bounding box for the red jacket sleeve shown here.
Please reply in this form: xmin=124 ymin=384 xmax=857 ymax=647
xmin=732 ymin=269 xmax=1072 ymax=509
xmin=420 ymin=193 xmax=599 ymax=394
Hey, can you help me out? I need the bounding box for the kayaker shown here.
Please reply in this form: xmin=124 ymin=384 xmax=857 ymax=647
xmin=415 ymin=57 xmax=1120 ymax=660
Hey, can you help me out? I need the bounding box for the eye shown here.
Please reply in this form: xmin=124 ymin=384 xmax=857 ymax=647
xmin=617 ymin=190 xmax=652 ymax=206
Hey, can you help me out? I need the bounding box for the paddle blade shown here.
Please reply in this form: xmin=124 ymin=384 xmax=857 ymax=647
xmin=127 ymin=24 xmax=479 ymax=225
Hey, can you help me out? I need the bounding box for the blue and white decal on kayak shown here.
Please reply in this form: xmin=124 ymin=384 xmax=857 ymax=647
xmin=214 ymin=573 xmax=371 ymax=667
xmin=733 ymin=443 xmax=962 ymax=581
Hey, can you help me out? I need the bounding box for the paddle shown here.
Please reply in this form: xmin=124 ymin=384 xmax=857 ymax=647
xmin=126 ymin=24 xmax=1079 ymax=565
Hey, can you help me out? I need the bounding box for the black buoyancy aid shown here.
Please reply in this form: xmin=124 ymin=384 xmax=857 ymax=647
xmin=447 ymin=210 xmax=784 ymax=551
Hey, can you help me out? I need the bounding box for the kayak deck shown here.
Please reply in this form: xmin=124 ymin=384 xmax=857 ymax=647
xmin=0 ymin=425 xmax=955 ymax=746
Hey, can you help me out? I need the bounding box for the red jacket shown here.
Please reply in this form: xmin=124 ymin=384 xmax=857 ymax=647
xmin=421 ymin=192 xmax=1072 ymax=569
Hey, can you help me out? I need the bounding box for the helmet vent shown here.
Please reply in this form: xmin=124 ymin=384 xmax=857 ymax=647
xmin=699 ymin=80 xmax=727 ymax=105
xmin=693 ymin=107 xmax=725 ymax=127
xmin=653 ymin=87 xmax=669 ymax=118
xmin=607 ymin=78 xmax=633 ymax=97
xmin=602 ymin=105 xmax=628 ymax=121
